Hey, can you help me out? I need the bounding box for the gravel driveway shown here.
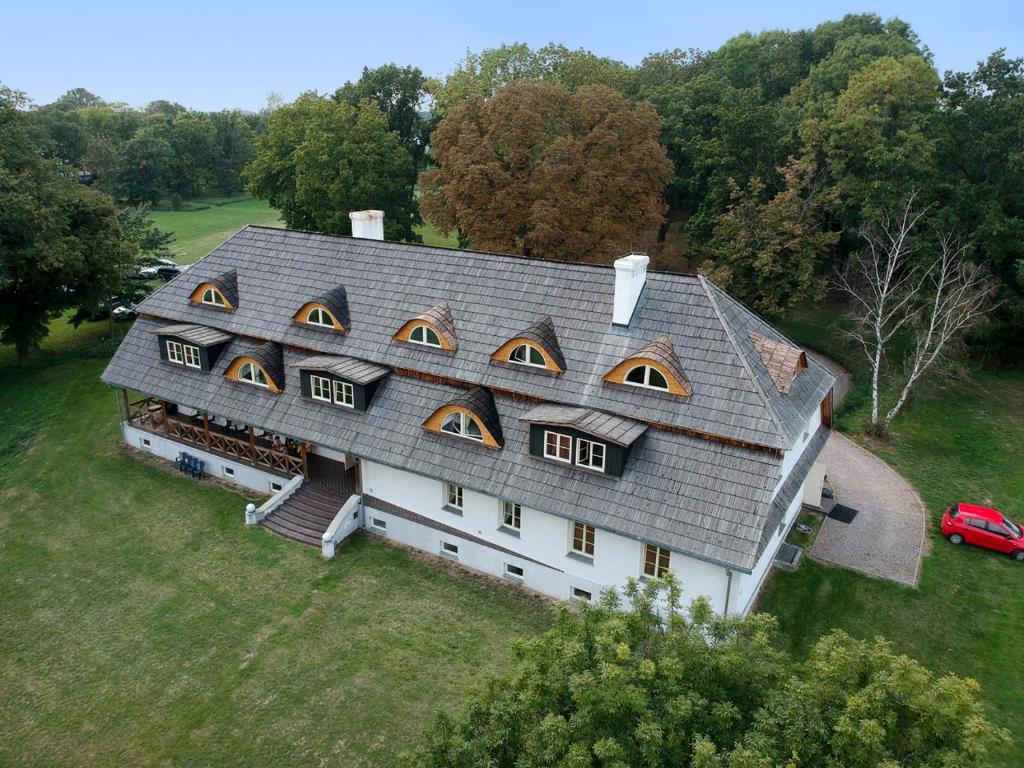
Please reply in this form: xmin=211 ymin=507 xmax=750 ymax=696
xmin=810 ymin=432 xmax=927 ymax=586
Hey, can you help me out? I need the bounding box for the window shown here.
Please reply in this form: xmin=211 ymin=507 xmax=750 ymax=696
xmin=310 ymin=375 xmax=333 ymax=403
xmin=270 ymin=481 xmax=283 ymax=493
xmin=371 ymin=517 xmax=387 ymax=530
xmin=502 ymin=500 xmax=521 ymax=530
xmin=441 ymin=541 xmax=459 ymax=557
xmin=544 ymin=431 xmax=572 ymax=463
xmin=966 ymin=517 xmax=987 ymax=530
xmin=576 ymin=439 xmax=605 ymax=471
xmin=986 ymin=521 xmax=1011 ymax=538
xmin=238 ymin=362 xmax=269 ymax=388
xmin=334 ymin=380 xmax=354 ymax=408
xmin=183 ymin=344 xmax=201 ymax=369
xmin=409 ymin=324 xmax=441 ymax=347
xmin=624 ymin=364 xmax=669 ymax=391
xmin=571 ymin=587 xmax=592 ymax=603
xmin=1004 ymin=517 xmax=1022 ymax=539
xmin=201 ymin=287 xmax=226 ymax=307
xmin=509 ymin=343 xmax=545 ymax=367
xmin=571 ymin=522 xmax=595 ymax=557
xmin=643 ymin=544 xmax=671 ymax=578
xmin=445 ymin=482 xmax=464 ymax=510
xmin=223 ymin=466 xmax=235 ymax=478
xmin=440 ymin=411 xmax=483 ymax=442
xmin=305 ymin=306 xmax=335 ymax=328
xmin=166 ymin=340 xmax=184 ymax=364
xmin=505 ymin=563 xmax=524 ymax=579
xmin=140 ymin=438 xmax=151 ymax=449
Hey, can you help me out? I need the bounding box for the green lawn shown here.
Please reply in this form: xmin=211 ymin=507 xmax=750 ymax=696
xmin=0 ymin=322 xmax=551 ymax=766
xmin=759 ymin=307 xmax=1024 ymax=766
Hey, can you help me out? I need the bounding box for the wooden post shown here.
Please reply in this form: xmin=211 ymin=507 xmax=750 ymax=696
xmin=203 ymin=412 xmax=211 ymax=449
xmin=248 ymin=426 xmax=256 ymax=466
xmin=160 ymin=401 xmax=169 ymax=434
xmin=300 ymin=443 xmax=309 ymax=477
xmin=121 ymin=389 xmax=130 ymax=422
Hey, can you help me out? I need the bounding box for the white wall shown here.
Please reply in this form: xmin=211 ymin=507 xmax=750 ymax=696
xmin=361 ymin=459 xmax=732 ymax=612
xmin=123 ymin=422 xmax=287 ymax=495
xmin=733 ymin=481 xmax=805 ymax=615
xmin=773 ymin=402 xmax=823 ymax=495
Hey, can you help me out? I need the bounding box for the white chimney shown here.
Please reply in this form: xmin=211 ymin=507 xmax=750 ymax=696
xmin=349 ymin=210 xmax=385 ymax=240
xmin=612 ymin=253 xmax=649 ymax=326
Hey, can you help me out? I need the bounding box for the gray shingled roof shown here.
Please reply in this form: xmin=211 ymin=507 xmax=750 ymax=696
xmin=303 ymin=285 xmax=350 ymax=330
xmin=102 ymin=317 xmax=788 ymax=571
xmin=150 ymin=323 xmax=232 ymax=347
xmin=499 ymin=316 xmax=566 ymax=371
xmin=136 ymin=226 xmax=834 ymax=450
xmin=289 ymin=354 xmax=390 ymax=385
xmin=520 ymin=404 xmax=647 ymax=447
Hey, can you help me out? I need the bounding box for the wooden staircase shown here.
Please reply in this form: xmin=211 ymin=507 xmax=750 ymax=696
xmin=260 ymin=484 xmax=348 ymax=546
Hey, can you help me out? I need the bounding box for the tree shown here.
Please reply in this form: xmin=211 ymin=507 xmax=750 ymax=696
xmin=46 ymin=87 xmax=106 ymax=111
xmin=420 ymin=81 xmax=672 ymax=261
xmin=0 ymin=86 xmax=137 ymax=364
xmin=244 ymin=93 xmax=418 ymax=240
xmin=402 ymin=576 xmax=1006 ymax=767
xmin=703 ymin=159 xmax=838 ymax=317
xmin=834 ymin=195 xmax=999 ymax=432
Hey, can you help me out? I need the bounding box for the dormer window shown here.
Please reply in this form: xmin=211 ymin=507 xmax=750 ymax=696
xmin=293 ymin=286 xmax=349 ymax=333
xmin=440 ymin=411 xmax=483 ymax=442
xmin=153 ymin=323 xmax=232 ymax=373
xmin=624 ymin=364 xmax=669 ymax=391
xmin=576 ymin=438 xmax=605 ymax=471
xmin=423 ymin=386 xmax=503 ymax=449
xmin=291 ymin=353 xmax=389 ymax=413
xmin=509 ymin=343 xmax=545 ymax=367
xmin=238 ymin=362 xmax=270 ymax=388
xmin=306 ymin=307 xmax=336 ymax=328
xmin=521 ymin=405 xmax=647 ymax=479
xmin=165 ymin=340 xmax=202 ymax=369
xmin=603 ymin=336 xmax=691 ymax=397
xmin=201 ymin=287 xmax=226 ymax=307
xmin=409 ymin=324 xmax=442 ymax=348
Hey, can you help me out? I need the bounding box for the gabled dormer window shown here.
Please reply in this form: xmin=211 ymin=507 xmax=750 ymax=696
xmin=154 ymin=323 xmax=232 ymax=373
xmin=201 ymin=287 xmax=227 ymax=307
xmin=624 ymin=364 xmax=669 ymax=391
xmin=520 ymin=405 xmax=647 ymax=479
xmin=423 ymin=386 xmax=503 ymax=449
xmin=440 ymin=411 xmax=483 ymax=442
xmin=238 ymin=362 xmax=270 ymax=388
xmin=409 ymin=324 xmax=442 ymax=348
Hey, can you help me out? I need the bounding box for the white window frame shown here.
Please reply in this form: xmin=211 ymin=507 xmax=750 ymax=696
xmin=182 ymin=344 xmax=201 ymax=369
xmin=571 ymin=521 xmax=596 ymax=558
xmin=445 ymin=482 xmax=464 ymax=510
xmin=201 ymin=287 xmax=226 ymax=307
xmin=624 ymin=364 xmax=669 ymax=391
xmin=544 ymin=430 xmax=572 ymax=463
xmin=505 ymin=563 xmax=524 ymax=580
xmin=223 ymin=466 xmax=235 ymax=478
xmin=642 ymin=543 xmax=671 ymax=578
xmin=310 ymin=374 xmax=333 ymax=403
xmin=501 ymin=500 xmax=521 ymax=531
xmin=509 ymin=342 xmax=546 ymax=367
xmin=409 ymin=324 xmax=442 ymax=348
xmin=440 ymin=410 xmax=484 ymax=442
xmin=571 ymin=586 xmax=592 ymax=603
xmin=441 ymin=541 xmax=459 ymax=558
xmin=334 ymin=380 xmax=355 ymax=408
xmin=575 ymin=438 xmax=605 ymax=472
xmin=166 ymin=340 xmax=184 ymax=364
xmin=238 ymin=362 xmax=269 ymax=388
xmin=371 ymin=517 xmax=387 ymax=531
xmin=305 ymin=306 xmax=335 ymax=328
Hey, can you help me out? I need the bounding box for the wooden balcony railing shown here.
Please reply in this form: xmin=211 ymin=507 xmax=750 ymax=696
xmin=124 ymin=394 xmax=306 ymax=477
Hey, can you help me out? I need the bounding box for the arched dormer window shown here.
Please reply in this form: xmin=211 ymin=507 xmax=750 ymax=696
xmin=201 ymin=287 xmax=226 ymax=307
xmin=440 ymin=411 xmax=483 ymax=442
xmin=306 ymin=306 xmax=336 ymax=328
xmin=292 ymin=286 xmax=349 ymax=333
xmin=509 ymin=343 xmax=545 ymax=367
xmin=602 ymin=336 xmax=691 ymax=397
xmin=238 ymin=362 xmax=269 ymax=388
xmin=624 ymin=364 xmax=669 ymax=391
xmin=409 ymin=324 xmax=442 ymax=348
xmin=423 ymin=386 xmax=503 ymax=449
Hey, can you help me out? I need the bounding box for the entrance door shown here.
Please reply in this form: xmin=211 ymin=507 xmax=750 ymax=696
xmin=307 ymin=452 xmax=357 ymax=497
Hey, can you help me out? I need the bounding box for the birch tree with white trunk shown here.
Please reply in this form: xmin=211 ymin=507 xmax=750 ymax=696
xmin=834 ymin=195 xmax=1000 ymax=433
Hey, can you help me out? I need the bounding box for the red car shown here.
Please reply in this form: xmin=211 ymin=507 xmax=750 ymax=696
xmin=941 ymin=503 xmax=1024 ymax=560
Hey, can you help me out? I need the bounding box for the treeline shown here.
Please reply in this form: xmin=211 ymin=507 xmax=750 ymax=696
xmin=27 ymin=87 xmax=261 ymax=204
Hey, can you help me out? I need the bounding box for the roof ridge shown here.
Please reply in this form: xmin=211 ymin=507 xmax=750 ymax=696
xmin=698 ymin=275 xmax=786 ymax=443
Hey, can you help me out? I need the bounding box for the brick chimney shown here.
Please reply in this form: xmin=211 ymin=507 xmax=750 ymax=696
xmin=349 ymin=210 xmax=385 ymax=240
xmin=612 ymin=253 xmax=649 ymax=326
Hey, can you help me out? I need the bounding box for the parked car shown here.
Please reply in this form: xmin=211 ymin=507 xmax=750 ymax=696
xmin=111 ymin=302 xmax=137 ymax=321
xmin=157 ymin=262 xmax=193 ymax=281
xmin=942 ymin=503 xmax=1024 ymax=560
xmin=133 ymin=258 xmax=180 ymax=280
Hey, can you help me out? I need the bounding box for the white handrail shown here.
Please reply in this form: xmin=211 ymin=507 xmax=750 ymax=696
xmin=322 ymin=494 xmax=362 ymax=559
xmin=245 ymin=475 xmax=303 ymax=526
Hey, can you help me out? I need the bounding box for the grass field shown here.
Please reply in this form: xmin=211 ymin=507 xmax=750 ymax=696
xmin=759 ymin=307 xmax=1024 ymax=765
xmin=0 ymin=323 xmax=551 ymax=766
xmin=149 ymin=196 xmax=459 ymax=264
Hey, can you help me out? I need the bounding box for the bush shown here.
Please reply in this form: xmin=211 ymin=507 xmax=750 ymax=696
xmin=169 ymin=193 xmax=184 ymax=210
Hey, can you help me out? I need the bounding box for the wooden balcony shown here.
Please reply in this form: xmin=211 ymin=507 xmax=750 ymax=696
xmin=125 ymin=395 xmax=307 ymax=477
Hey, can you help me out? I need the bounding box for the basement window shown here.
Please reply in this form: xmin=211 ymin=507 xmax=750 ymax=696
xmin=140 ymin=438 xmax=151 ymax=449
xmin=571 ymin=587 xmax=592 ymax=604
xmin=441 ymin=541 xmax=459 ymax=558
xmin=371 ymin=517 xmax=387 ymax=531
xmin=505 ymin=563 xmax=524 ymax=580
xmin=223 ymin=466 xmax=235 ymax=478
xmin=270 ymin=481 xmax=283 ymax=493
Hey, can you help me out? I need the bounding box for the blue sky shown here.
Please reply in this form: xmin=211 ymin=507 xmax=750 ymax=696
xmin=3 ymin=1 xmax=1020 ymax=111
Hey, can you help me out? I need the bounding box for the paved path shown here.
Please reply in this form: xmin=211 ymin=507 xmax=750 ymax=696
xmin=810 ymin=432 xmax=927 ymax=587
xmin=808 ymin=350 xmax=853 ymax=405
